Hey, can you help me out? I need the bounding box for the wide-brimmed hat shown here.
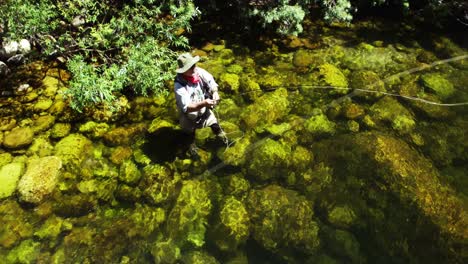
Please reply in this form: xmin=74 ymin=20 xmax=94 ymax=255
xmin=176 ymin=53 xmax=200 ymax=73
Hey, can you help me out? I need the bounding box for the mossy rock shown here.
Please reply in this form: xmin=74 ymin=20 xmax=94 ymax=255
xmin=323 ymin=228 xmax=362 ymax=263
xmin=370 ymin=97 xmax=415 ymax=133
xmin=148 ymin=119 xmax=175 ymax=133
xmin=41 ymin=76 xmax=64 ymax=97
xmin=119 ymin=160 xmax=141 ymax=185
xmin=220 ymin=135 xmax=251 ymax=167
xmin=239 ymin=76 xmax=262 ymax=102
xmin=103 ymin=123 xmax=147 ymax=146
xmin=27 ymin=136 xmax=54 ymax=157
xmin=17 ymin=156 xmax=62 ymax=204
xmin=247 ymin=138 xmax=290 ymax=181
xmin=217 ymin=48 xmax=235 ymax=65
xmin=0 ymin=152 xmax=13 ymax=167
xmin=110 ymin=146 xmax=133 ymax=165
xmin=219 ymin=73 xmax=240 ymax=93
xmin=140 ymin=164 xmax=178 ymax=204
xmin=167 ymin=180 xmax=212 ymax=248
xmin=198 ymin=61 xmax=225 ymax=79
xmin=314 ymin=132 xmax=468 ymax=245
xmin=342 ymin=103 xmax=365 ymax=120
xmin=78 ymin=121 xmax=110 ymax=138
xmin=212 ymin=196 xmax=250 ymax=251
xmin=0 ymin=162 xmax=25 ymax=199
xmin=54 ymin=133 xmax=93 ymax=168
xmin=419 ymin=73 xmax=455 ymax=99
xmin=226 ymin=64 xmax=243 ymax=74
xmin=0 ymin=201 xmax=34 ymax=248
xmin=33 ymin=98 xmax=54 ymax=112
xmin=50 ymin=123 xmax=72 ymax=139
xmin=349 ymin=70 xmax=386 ymax=100
xmin=247 ymin=185 xmax=320 ymax=255
xmin=32 ymin=115 xmax=55 ymax=133
xmin=6 ymin=239 xmax=41 ymax=264
xmin=327 ymin=205 xmax=357 ymax=229
xmin=151 ymin=240 xmax=181 ymax=264
xmin=317 ymin=63 xmax=348 ymax=94
xmin=240 ymin=88 xmax=289 ymax=132
xmin=3 ymin=126 xmax=34 ymax=149
xmin=293 ymin=49 xmax=315 ymax=68
xmin=0 ymin=116 xmax=17 ymax=131
xmin=304 ymin=113 xmax=336 ymax=137
xmin=181 ymin=250 xmax=220 ymax=264
xmin=341 ymin=45 xmax=410 ymax=74
xmin=34 ymin=215 xmax=72 ymax=240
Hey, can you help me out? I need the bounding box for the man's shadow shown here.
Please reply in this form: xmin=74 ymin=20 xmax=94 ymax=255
xmin=141 ymin=127 xmax=192 ymax=163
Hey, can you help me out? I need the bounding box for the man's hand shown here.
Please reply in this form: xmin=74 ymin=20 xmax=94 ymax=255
xmin=212 ymin=91 xmax=220 ymax=104
xmin=204 ymin=99 xmax=216 ymax=107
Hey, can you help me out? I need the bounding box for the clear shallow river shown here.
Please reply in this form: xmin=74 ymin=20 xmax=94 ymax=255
xmin=0 ymin=19 xmax=467 ymax=264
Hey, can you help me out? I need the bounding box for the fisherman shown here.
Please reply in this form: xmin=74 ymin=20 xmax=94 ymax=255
xmin=174 ymin=53 xmax=227 ymax=159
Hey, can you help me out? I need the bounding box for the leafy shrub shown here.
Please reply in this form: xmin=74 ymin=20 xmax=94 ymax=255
xmin=1 ymin=0 xmax=199 ymax=112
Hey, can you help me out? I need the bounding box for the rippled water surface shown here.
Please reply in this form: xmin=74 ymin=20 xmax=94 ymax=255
xmin=0 ymin=20 xmax=467 ymax=263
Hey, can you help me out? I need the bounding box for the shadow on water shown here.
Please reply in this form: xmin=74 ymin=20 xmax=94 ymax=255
xmin=141 ymin=127 xmax=192 ymax=163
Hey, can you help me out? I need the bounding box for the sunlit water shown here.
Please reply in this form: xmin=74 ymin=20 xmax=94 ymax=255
xmin=0 ymin=20 xmax=467 ymax=263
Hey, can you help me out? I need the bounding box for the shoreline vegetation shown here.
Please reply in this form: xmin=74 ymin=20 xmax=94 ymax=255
xmin=0 ymin=1 xmax=467 ymax=263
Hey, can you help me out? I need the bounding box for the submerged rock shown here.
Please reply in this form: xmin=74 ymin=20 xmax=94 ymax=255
xmin=314 ymin=132 xmax=468 ymax=256
xmin=167 ymin=180 xmax=212 ymax=248
xmin=304 ymin=112 xmax=336 ymax=137
xmin=181 ymin=250 xmax=220 ymax=264
xmin=54 ymin=133 xmax=93 ymax=170
xmin=419 ymin=73 xmax=455 ymax=99
xmin=317 ymin=63 xmax=348 ymax=94
xmin=246 ymin=138 xmax=290 ymax=181
xmin=151 ymin=239 xmax=181 ymax=264
xmin=240 ymin=88 xmax=289 ymax=132
xmin=3 ymin=126 xmax=34 ymax=149
xmin=349 ymin=70 xmax=386 ymax=100
xmin=322 ymin=227 xmax=363 ymax=263
xmin=247 ymin=185 xmax=320 ymax=257
xmin=327 ymin=205 xmax=357 ymax=229
xmin=370 ymin=97 xmax=416 ymax=134
xmin=17 ymin=156 xmax=62 ymax=204
xmin=219 ymin=73 xmax=240 ymax=93
xmin=6 ymin=239 xmax=41 ymax=264
xmin=32 ymin=115 xmax=55 ymax=133
xmin=0 ymin=201 xmax=34 ymax=248
xmin=211 ymin=196 xmax=250 ymax=252
xmin=50 ymin=123 xmax=72 ymax=139
xmin=103 ymin=123 xmax=147 ymax=146
xmin=0 ymin=162 xmax=25 ymax=199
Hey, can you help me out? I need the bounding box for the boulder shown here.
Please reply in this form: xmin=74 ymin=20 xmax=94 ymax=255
xmin=18 ymin=39 xmax=31 ymax=54
xmin=419 ymin=73 xmax=455 ymax=99
xmin=247 ymin=185 xmax=320 ymax=256
xmin=17 ymin=156 xmax=62 ymax=203
xmin=2 ymin=40 xmax=19 ymax=58
xmin=0 ymin=61 xmax=9 ymax=76
xmin=54 ymin=133 xmax=93 ymax=169
xmin=3 ymin=126 xmax=34 ymax=149
xmin=0 ymin=163 xmax=25 ymax=199
xmin=314 ymin=132 xmax=468 ymax=244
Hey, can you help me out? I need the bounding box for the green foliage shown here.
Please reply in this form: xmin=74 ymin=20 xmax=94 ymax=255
xmin=0 ymin=0 xmax=199 ymax=112
xmin=251 ymin=3 xmax=306 ymax=35
xmin=123 ymin=38 xmax=177 ymax=96
xmin=0 ymin=0 xmax=58 ymax=39
xmin=321 ymin=0 xmax=353 ymax=23
xmin=65 ymin=55 xmax=122 ymax=112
